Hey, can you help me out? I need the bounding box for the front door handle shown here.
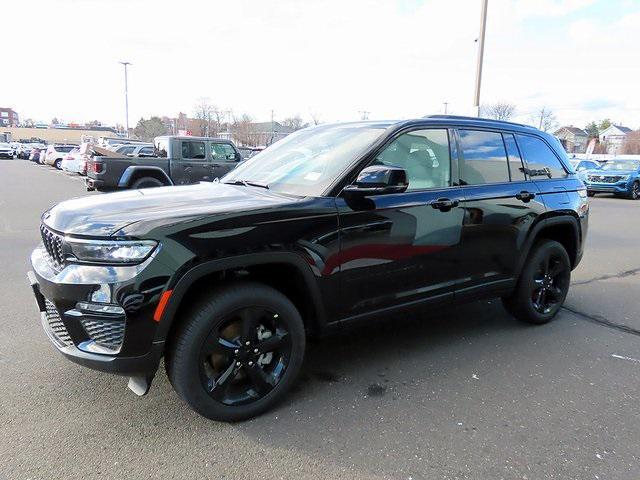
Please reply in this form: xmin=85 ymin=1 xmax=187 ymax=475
xmin=430 ymin=198 xmax=459 ymax=211
xmin=515 ymin=191 xmax=536 ymax=202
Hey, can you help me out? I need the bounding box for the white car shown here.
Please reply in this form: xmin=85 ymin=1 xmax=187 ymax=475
xmin=0 ymin=142 xmax=14 ymax=159
xmin=43 ymin=144 xmax=77 ymax=169
xmin=61 ymin=147 xmax=83 ymax=174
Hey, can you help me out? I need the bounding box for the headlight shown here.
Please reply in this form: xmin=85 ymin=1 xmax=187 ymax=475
xmin=66 ymin=238 xmax=157 ymax=264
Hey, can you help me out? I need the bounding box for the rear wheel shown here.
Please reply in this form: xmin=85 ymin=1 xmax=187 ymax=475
xmin=503 ymin=240 xmax=571 ymax=324
xmin=167 ymin=283 xmax=306 ymax=421
xmin=131 ymin=177 xmax=164 ymax=189
xmin=54 ymin=159 xmax=62 ymax=169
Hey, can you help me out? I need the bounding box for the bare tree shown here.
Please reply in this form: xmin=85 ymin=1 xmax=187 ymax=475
xmin=530 ymin=106 xmax=558 ymax=132
xmin=480 ymin=102 xmax=516 ymax=121
xmin=309 ymin=111 xmax=322 ymax=126
xmin=231 ymin=114 xmax=254 ymax=146
xmin=194 ymin=97 xmax=215 ymax=137
xmin=281 ymin=115 xmax=307 ymax=131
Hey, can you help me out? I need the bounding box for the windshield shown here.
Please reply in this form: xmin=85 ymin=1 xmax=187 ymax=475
xmin=55 ymin=146 xmax=75 ymax=153
xmin=223 ymin=124 xmax=386 ymax=196
xmin=602 ymin=160 xmax=640 ymax=171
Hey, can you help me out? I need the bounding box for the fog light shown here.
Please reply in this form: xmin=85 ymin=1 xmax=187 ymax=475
xmin=76 ymin=301 xmax=125 ymax=315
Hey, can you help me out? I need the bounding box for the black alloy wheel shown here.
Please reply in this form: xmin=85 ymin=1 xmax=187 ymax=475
xmin=530 ymin=252 xmax=569 ymax=315
xmin=199 ymin=306 xmax=292 ymax=406
xmin=503 ymin=240 xmax=571 ymax=324
xmin=167 ymin=283 xmax=305 ymax=421
xmin=630 ymin=181 xmax=640 ymax=200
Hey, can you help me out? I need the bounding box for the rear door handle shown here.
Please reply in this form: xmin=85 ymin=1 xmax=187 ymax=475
xmin=515 ymin=191 xmax=536 ymax=202
xmin=430 ymin=198 xmax=459 ymax=211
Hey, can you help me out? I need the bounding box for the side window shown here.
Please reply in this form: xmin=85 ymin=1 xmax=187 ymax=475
xmin=458 ymin=129 xmax=509 ymax=184
xmin=516 ymin=134 xmax=567 ymax=179
xmin=374 ymin=129 xmax=450 ymax=190
xmin=503 ymin=133 xmax=527 ymax=181
xmin=211 ymin=143 xmax=237 ymax=161
xmin=139 ymin=147 xmax=154 ymax=156
xmin=181 ymin=141 xmax=206 ymax=160
xmin=120 ymin=146 xmax=135 ymax=155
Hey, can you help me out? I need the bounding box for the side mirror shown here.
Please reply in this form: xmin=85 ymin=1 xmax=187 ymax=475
xmin=343 ymin=165 xmax=408 ymax=200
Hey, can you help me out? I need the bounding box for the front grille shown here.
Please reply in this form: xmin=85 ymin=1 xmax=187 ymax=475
xmin=587 ymin=174 xmax=624 ymax=183
xmin=80 ymin=318 xmax=125 ymax=352
xmin=44 ymin=300 xmax=73 ymax=347
xmin=40 ymin=224 xmax=66 ymax=270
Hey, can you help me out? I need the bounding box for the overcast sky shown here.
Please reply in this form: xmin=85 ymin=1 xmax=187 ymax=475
xmin=3 ymin=0 xmax=639 ymax=129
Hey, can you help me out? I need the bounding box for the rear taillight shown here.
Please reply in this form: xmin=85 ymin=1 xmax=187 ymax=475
xmin=93 ymin=161 xmax=104 ymax=174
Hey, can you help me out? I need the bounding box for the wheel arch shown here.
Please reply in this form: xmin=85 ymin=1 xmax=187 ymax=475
xmin=516 ymin=214 xmax=581 ymax=277
xmin=118 ymin=166 xmax=173 ymax=188
xmin=154 ymin=252 xmax=327 ymax=344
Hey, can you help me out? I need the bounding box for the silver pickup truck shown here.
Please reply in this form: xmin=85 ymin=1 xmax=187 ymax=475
xmin=86 ymin=136 xmax=242 ymax=191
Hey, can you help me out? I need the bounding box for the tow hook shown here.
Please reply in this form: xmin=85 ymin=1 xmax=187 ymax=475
xmin=128 ymin=375 xmax=154 ymax=396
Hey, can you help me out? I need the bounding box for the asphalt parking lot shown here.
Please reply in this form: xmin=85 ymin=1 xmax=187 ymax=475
xmin=1 ymin=159 xmax=639 ymax=480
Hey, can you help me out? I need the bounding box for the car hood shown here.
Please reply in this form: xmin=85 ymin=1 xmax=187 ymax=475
xmin=43 ymin=182 xmax=300 ymax=237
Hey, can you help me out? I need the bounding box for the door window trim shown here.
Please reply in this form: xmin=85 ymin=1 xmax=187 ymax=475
xmin=513 ymin=132 xmax=570 ymax=181
xmin=343 ymin=126 xmax=459 ymax=195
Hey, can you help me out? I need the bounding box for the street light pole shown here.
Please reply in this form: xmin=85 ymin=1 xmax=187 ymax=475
xmin=473 ymin=0 xmax=488 ymax=117
xmin=119 ymin=61 xmax=131 ymax=137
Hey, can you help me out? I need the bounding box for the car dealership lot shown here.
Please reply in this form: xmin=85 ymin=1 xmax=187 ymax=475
xmin=1 ymin=160 xmax=639 ymax=479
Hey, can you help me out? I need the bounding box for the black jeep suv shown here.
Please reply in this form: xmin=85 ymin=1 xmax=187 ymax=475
xmin=28 ymin=116 xmax=589 ymax=421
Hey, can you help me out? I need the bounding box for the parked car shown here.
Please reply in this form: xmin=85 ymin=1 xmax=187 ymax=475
xmin=28 ymin=116 xmax=588 ymax=421
xmin=0 ymin=142 xmax=14 ymax=158
xmin=61 ymin=147 xmax=83 ymax=174
xmin=114 ymin=143 xmax=155 ymax=157
xmin=28 ymin=148 xmax=41 ymax=162
xmin=43 ymin=144 xmax=77 ymax=169
xmin=37 ymin=147 xmax=48 ymax=164
xmin=583 ymin=159 xmax=640 ymax=199
xmin=569 ymin=159 xmax=600 ymax=172
xmin=86 ymin=136 xmax=242 ymax=191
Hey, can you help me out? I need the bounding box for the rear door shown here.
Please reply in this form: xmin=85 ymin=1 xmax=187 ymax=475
xmin=210 ymin=142 xmax=241 ymax=179
xmin=455 ymin=129 xmax=546 ymax=298
xmin=173 ymin=139 xmax=212 ymax=184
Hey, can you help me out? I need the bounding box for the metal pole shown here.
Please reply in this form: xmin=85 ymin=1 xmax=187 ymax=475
xmin=119 ymin=61 xmax=131 ymax=137
xmin=473 ymin=0 xmax=488 ymax=116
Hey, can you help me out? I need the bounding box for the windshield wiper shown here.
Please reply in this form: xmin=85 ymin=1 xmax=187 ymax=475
xmin=224 ymin=179 xmax=269 ymax=189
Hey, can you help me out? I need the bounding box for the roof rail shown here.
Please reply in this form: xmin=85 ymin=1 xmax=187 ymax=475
xmin=424 ymin=114 xmax=536 ymax=130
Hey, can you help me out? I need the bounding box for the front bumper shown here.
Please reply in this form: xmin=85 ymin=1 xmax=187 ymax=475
xmin=28 ymin=246 xmax=169 ymax=376
xmin=584 ymin=180 xmax=631 ymax=194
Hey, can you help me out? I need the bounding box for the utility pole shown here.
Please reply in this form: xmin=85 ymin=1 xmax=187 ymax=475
xmin=473 ymin=0 xmax=488 ymax=117
xmin=119 ymin=61 xmax=131 ymax=137
xmin=443 ymin=102 xmax=449 ymax=114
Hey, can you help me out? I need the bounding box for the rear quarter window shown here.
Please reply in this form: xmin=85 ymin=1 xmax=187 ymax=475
xmin=516 ymin=134 xmax=567 ymax=179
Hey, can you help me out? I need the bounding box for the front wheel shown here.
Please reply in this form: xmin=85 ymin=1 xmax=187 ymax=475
xmin=54 ymin=159 xmax=62 ymax=169
xmin=587 ymin=191 xmax=595 ymax=197
xmin=167 ymin=283 xmax=306 ymax=421
xmin=503 ymin=240 xmax=571 ymax=324
xmin=629 ymin=181 xmax=640 ymax=200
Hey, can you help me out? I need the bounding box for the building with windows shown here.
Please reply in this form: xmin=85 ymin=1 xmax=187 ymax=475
xmin=554 ymin=126 xmax=588 ymax=153
xmin=599 ymin=125 xmax=632 ymax=154
xmin=0 ymin=108 xmax=19 ymax=127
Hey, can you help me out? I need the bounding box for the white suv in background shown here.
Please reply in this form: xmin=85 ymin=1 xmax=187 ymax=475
xmin=44 ymin=144 xmax=77 ymax=169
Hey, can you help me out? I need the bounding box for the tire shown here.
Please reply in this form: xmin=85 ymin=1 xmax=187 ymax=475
xmin=629 ymin=181 xmax=640 ymax=200
xmin=587 ymin=191 xmax=595 ymax=197
xmin=502 ymin=240 xmax=571 ymax=325
xmin=167 ymin=283 xmax=306 ymax=422
xmin=131 ymin=177 xmax=164 ymax=189
xmin=54 ymin=159 xmax=62 ymax=169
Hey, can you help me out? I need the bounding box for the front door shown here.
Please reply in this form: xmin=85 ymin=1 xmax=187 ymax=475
xmin=336 ymin=128 xmax=465 ymax=320
xmin=172 ymin=140 xmax=212 ymax=184
xmin=210 ymin=142 xmax=240 ymax=179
